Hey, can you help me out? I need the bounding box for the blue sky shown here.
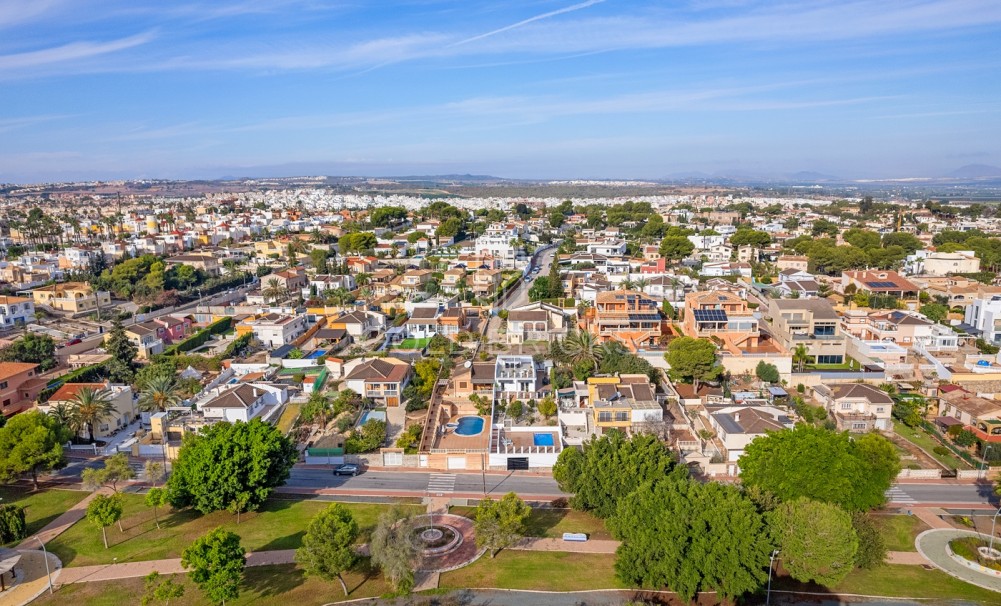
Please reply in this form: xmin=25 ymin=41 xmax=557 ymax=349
xmin=2 ymin=0 xmax=1000 ymax=183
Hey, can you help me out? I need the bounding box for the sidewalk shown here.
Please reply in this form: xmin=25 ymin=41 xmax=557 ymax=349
xmin=17 ymin=488 xmax=111 ymax=548
xmin=55 ymin=550 xmax=297 ymax=585
xmin=911 ymin=507 xmax=953 ymax=530
xmin=0 ymin=550 xmax=61 ymax=606
xmin=511 ymin=537 xmax=619 ymax=554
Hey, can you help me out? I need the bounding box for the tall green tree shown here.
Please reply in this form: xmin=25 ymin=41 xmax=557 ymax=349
xmin=145 ymin=487 xmax=169 ymax=530
xmin=738 ymin=425 xmax=900 ymax=511
xmin=167 ymin=419 xmax=297 ymax=514
xmin=86 ymin=493 xmax=123 ymax=549
xmin=82 ymin=452 xmax=135 ymax=493
xmin=610 ymin=472 xmax=773 ymax=602
xmin=0 ymin=333 xmax=56 ymax=370
xmin=665 ymin=337 xmax=721 ymax=390
xmin=104 ymin=319 xmax=138 ymax=382
xmin=771 ymin=498 xmax=859 ymax=586
xmin=369 ymin=505 xmax=419 ymax=593
xmin=0 ymin=410 xmax=69 ymax=489
xmin=553 ymin=431 xmax=675 ymax=519
xmin=658 ymin=235 xmax=695 ymax=262
xmin=182 ymin=527 xmax=245 ymax=605
xmin=474 ymin=492 xmax=532 ymax=558
xmin=295 ymin=504 xmax=359 ymax=596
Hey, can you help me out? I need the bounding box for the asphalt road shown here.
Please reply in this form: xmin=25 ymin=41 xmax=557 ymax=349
xmin=503 ymin=245 xmax=556 ymax=311
xmin=888 ymin=482 xmax=998 ymax=507
xmin=285 ymin=467 xmax=566 ymax=498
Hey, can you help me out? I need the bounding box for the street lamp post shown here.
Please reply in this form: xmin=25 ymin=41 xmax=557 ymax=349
xmin=989 ymin=506 xmax=1001 ymax=555
xmin=980 ymin=444 xmax=994 ymax=477
xmin=34 ymin=536 xmax=53 ymax=595
xmin=766 ymin=550 xmax=780 ymax=606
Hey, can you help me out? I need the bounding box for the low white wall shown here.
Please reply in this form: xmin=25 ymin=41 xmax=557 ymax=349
xmin=897 ymin=468 xmax=943 ymax=479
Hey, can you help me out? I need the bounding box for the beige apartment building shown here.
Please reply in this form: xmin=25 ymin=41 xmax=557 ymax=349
xmin=30 ymin=282 xmax=111 ymax=314
xmin=767 ymin=299 xmax=847 ymax=365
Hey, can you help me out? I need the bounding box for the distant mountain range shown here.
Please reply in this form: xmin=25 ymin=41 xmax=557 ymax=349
xmin=946 ymin=164 xmax=1001 ymax=179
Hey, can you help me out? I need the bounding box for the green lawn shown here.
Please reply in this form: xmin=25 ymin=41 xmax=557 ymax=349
xmin=275 ymin=401 xmax=301 ymax=435
xmin=396 ymin=337 xmax=430 ymax=349
xmin=895 ymin=423 xmax=971 ymax=469
xmin=872 ymin=513 xmax=929 ymax=551
xmin=776 ymin=564 xmax=1001 ymax=603
xmin=439 ymin=551 xmax=624 ymax=592
xmin=31 ymin=562 xmax=391 ymax=605
xmin=0 ymin=486 xmax=88 ymax=545
xmin=449 ymin=506 xmax=612 ymax=541
xmin=47 ymin=495 xmax=417 ymax=567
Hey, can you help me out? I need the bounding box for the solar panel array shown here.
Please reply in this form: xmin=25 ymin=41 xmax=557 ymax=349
xmin=865 ymin=281 xmax=898 ymax=288
xmin=693 ymin=309 xmax=728 ymax=322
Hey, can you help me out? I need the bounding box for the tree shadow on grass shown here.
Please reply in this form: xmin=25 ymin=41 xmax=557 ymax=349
xmin=522 ymin=508 xmax=569 ymax=538
xmin=348 ymin=558 xmax=382 ymax=595
xmin=259 ymin=530 xmax=305 ymax=552
xmin=242 ymin=564 xmax=305 ymax=598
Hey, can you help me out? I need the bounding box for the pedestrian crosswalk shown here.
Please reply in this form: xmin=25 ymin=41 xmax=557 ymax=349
xmin=427 ymin=473 xmax=456 ymax=495
xmin=886 ymin=486 xmax=918 ymax=505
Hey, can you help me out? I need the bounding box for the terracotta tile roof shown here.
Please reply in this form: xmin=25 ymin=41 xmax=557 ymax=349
xmin=0 ymin=362 xmax=38 ymax=381
xmin=49 ymin=382 xmax=108 ymax=402
xmin=345 ymin=358 xmax=410 ymax=383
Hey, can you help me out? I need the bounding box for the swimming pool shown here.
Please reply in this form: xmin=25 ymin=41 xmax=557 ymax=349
xmin=533 ymin=433 xmax=555 ymax=447
xmin=454 ymin=416 xmax=485 ymax=436
xmin=305 ymin=349 xmax=327 ymax=359
xmin=359 ymin=410 xmax=387 ymax=426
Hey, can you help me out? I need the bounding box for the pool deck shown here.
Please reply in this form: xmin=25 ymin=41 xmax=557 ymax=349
xmin=492 ymin=428 xmax=561 ymax=453
xmin=434 ymin=415 xmax=491 ymax=451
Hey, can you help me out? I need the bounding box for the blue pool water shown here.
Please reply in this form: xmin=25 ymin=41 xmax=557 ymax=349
xmin=533 ymin=433 xmax=555 ymax=447
xmin=454 ymin=416 xmax=485 ymax=436
xmin=359 ymin=410 xmax=387 ymax=426
xmin=305 ymin=349 xmax=327 ymax=359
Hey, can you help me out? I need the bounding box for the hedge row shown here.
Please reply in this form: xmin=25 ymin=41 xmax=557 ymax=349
xmin=39 ymin=361 xmax=110 ymax=402
xmin=162 ymin=317 xmax=233 ymax=356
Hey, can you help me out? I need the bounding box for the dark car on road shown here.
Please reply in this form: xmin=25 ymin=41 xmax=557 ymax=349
xmin=333 ymin=464 xmax=361 ymax=476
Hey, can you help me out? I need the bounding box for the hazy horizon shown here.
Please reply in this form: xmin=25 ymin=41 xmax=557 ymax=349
xmin=3 ymin=1 xmax=1001 ymax=183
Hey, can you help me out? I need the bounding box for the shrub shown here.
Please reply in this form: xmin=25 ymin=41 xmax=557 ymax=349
xmin=933 ymin=445 xmax=950 ymax=456
xmin=0 ymin=504 xmax=27 ymax=543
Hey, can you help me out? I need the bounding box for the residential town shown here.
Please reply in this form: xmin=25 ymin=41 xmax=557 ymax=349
xmin=1 ymin=185 xmax=1001 ymax=604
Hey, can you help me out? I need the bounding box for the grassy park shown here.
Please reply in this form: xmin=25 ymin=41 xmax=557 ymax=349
xmin=31 ymin=563 xmax=391 ymax=605
xmin=449 ymin=506 xmax=611 ymax=540
xmin=0 ymin=486 xmax=88 ymax=545
xmin=873 ymin=513 xmax=929 ymax=552
xmin=47 ymin=495 xmax=419 ymax=567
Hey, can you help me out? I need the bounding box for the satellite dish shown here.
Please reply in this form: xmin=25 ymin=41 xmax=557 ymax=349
xmin=464 ymin=361 xmax=472 ymax=368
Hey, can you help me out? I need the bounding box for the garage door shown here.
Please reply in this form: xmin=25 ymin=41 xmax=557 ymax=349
xmin=447 ymin=456 xmax=467 ymax=470
xmin=383 ymin=452 xmax=403 ymax=466
xmin=507 ymin=457 xmax=529 ymax=471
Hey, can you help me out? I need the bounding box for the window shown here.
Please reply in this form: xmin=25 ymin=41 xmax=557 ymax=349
xmin=0 ymin=381 xmax=7 ymax=390
xmin=814 ymin=325 xmax=835 ymax=336
xmin=852 ymin=422 xmax=867 ymax=430
xmin=816 ymin=355 xmax=843 ymax=364
xmin=615 ymin=411 xmax=628 ymax=422
xmin=598 ymin=412 xmax=612 ymax=422
xmin=2 ymin=399 xmax=9 ymax=407
xmin=841 ymin=402 xmax=852 ymax=410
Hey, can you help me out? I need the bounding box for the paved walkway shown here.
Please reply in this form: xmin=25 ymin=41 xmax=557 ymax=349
xmin=0 ymin=551 xmax=60 ymax=606
xmin=886 ymin=551 xmax=928 ymax=565
xmin=56 ymin=550 xmax=296 ymax=585
xmin=916 ymin=528 xmax=1001 ymax=592
xmin=911 ymin=507 xmax=953 ymax=530
xmin=511 ymin=537 xmax=619 ymax=554
xmin=17 ymin=487 xmax=111 ymax=548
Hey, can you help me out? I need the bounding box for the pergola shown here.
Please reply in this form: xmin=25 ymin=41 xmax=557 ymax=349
xmin=0 ymin=548 xmax=22 ymax=592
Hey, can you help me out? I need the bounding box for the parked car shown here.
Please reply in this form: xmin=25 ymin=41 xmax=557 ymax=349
xmin=60 ymin=337 xmax=82 ymax=348
xmin=333 ymin=464 xmax=361 ymax=476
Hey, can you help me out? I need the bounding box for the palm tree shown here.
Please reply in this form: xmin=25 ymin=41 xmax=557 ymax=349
xmin=263 ymin=278 xmax=289 ymax=305
xmin=621 ymin=277 xmax=635 ymax=291
xmin=48 ymin=402 xmax=80 ymax=434
xmin=561 ymin=329 xmax=604 ymax=371
xmin=634 ymin=278 xmax=650 ymax=293
xmin=792 ymin=344 xmax=810 ymax=373
xmin=71 ymin=387 xmax=116 ymax=442
xmin=355 ymin=272 xmax=372 ymax=287
xmin=669 ymin=277 xmax=682 ymax=302
xmin=139 ymin=375 xmax=181 ymax=413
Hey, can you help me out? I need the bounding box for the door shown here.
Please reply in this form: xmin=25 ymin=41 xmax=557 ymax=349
xmin=384 ymin=452 xmax=403 ymax=466
xmin=447 ymin=456 xmax=467 ymax=470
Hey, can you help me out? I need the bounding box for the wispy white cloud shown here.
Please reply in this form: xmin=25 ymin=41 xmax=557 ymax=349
xmin=450 ymin=0 xmax=605 ymax=47
xmin=0 ymin=0 xmax=66 ymax=30
xmin=0 ymin=31 xmax=155 ymax=70
xmin=0 ymin=114 xmax=73 ymax=133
